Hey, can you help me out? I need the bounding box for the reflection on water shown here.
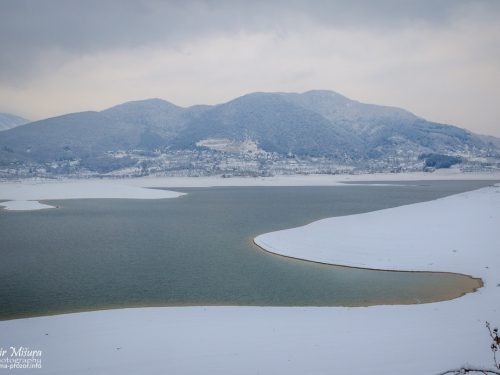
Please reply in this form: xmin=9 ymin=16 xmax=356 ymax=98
xmin=0 ymin=180 xmax=494 ymax=319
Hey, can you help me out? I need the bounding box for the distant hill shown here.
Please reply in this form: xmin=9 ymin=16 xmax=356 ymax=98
xmin=279 ymin=90 xmax=484 ymax=158
xmin=171 ymin=92 xmax=363 ymax=159
xmin=0 ymin=112 xmax=30 ymax=131
xmin=0 ymin=91 xmax=497 ymax=170
xmin=0 ymin=100 xmax=211 ymax=164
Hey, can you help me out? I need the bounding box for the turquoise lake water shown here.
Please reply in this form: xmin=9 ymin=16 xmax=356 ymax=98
xmin=0 ymin=180 xmax=495 ymax=320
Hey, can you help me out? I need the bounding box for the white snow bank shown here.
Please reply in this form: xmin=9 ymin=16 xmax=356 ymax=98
xmin=0 ymin=181 xmax=185 ymax=210
xmin=0 ymin=200 xmax=55 ymax=210
xmin=1 ymin=186 xmax=500 ymax=374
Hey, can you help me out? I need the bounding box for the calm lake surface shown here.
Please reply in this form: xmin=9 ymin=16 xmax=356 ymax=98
xmin=0 ymin=180 xmax=496 ymax=320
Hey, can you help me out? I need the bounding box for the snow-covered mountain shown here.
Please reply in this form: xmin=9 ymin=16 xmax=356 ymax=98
xmin=0 ymin=91 xmax=498 ymax=174
xmin=0 ymin=112 xmax=30 ymax=131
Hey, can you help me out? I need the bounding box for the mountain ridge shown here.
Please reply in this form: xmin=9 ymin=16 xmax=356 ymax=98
xmin=1 ymin=90 xmax=498 ymax=175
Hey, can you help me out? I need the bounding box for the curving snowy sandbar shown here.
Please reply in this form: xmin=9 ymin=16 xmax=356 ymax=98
xmin=254 ymin=184 xmax=500 ymax=277
xmin=0 ymin=185 xmax=499 ymax=374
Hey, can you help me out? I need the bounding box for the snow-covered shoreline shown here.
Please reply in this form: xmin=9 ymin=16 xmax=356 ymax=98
xmin=254 ymin=185 xmax=500 ymax=276
xmin=2 ymin=170 xmax=499 ymax=211
xmin=1 ymin=178 xmax=499 ymax=374
xmin=3 ymin=168 xmax=500 ymax=190
xmin=0 ymin=200 xmax=57 ymax=211
xmin=0 ymin=180 xmax=185 ymax=210
xmin=110 ymin=169 xmax=500 ymax=187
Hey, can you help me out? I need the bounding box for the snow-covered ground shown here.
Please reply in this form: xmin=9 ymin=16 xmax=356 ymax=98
xmin=0 ymin=181 xmax=185 ymax=210
xmin=111 ymin=169 xmax=500 ymax=188
xmin=1 ymin=178 xmax=499 ymax=374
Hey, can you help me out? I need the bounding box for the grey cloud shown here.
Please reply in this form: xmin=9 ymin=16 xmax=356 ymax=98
xmin=1 ymin=0 xmax=499 ymax=85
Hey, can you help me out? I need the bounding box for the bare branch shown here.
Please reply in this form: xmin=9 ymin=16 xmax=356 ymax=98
xmin=486 ymin=322 xmax=500 ymax=370
xmin=436 ymin=366 xmax=500 ymax=375
xmin=438 ymin=323 xmax=500 ymax=375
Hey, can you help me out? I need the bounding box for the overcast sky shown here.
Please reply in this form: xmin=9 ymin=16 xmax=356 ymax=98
xmin=1 ymin=0 xmax=499 ymax=136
